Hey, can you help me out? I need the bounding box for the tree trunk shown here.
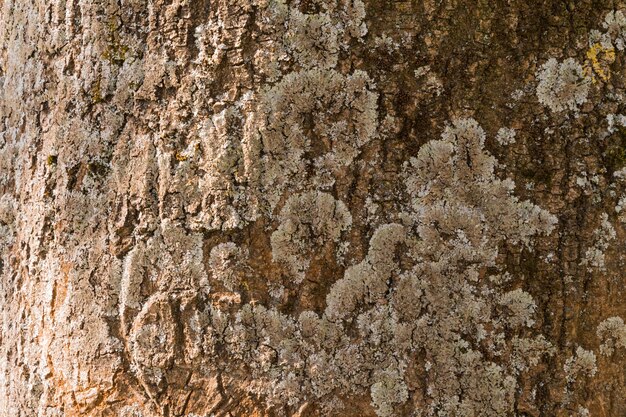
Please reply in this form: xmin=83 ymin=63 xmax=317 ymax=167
xmin=1 ymin=0 xmax=625 ymax=416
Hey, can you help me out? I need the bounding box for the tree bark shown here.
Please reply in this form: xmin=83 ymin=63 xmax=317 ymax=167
xmin=1 ymin=0 xmax=625 ymax=416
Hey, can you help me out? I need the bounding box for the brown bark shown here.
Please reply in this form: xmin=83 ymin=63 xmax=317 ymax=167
xmin=1 ymin=1 xmax=625 ymax=416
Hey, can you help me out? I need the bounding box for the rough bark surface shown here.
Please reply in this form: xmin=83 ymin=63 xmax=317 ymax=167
xmin=1 ymin=1 xmax=626 ymax=416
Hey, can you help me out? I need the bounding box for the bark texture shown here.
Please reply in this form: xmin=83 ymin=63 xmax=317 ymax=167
xmin=1 ymin=1 xmax=626 ymax=416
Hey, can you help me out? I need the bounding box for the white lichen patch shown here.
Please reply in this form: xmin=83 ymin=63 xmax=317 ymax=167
xmin=603 ymin=10 xmax=626 ymax=51
xmin=129 ymin=295 xmax=177 ymax=393
xmin=188 ymin=100 xmax=262 ymax=231
xmin=500 ymin=289 xmax=537 ymax=328
xmin=576 ymin=406 xmax=591 ymax=417
xmin=392 ymin=119 xmax=557 ymax=416
xmin=564 ymin=347 xmax=597 ymax=384
xmin=370 ymin=368 xmax=409 ymax=417
xmin=511 ymin=335 xmax=556 ymax=372
xmin=596 ymin=316 xmax=626 ymax=356
xmin=404 ymin=118 xmax=557 ymax=253
xmin=248 ymin=0 xmax=368 ymax=79
xmin=175 ymin=0 xmax=379 ymax=232
xmin=0 ymin=195 xmax=17 ymax=253
xmin=496 ymin=127 xmax=516 ymax=145
xmin=0 ymin=194 xmax=17 ymax=227
xmin=251 ymin=68 xmax=378 ymax=208
xmin=575 ymin=171 xmax=601 ymax=197
xmin=209 ymin=242 xmax=250 ymax=291
xmin=284 ymin=9 xmax=339 ymax=70
xmin=271 ymin=191 xmax=352 ymax=282
xmin=325 ymin=223 xmax=406 ymax=321
xmin=580 ymin=212 xmax=616 ymax=272
xmin=606 ymin=113 xmax=626 ymax=133
xmin=120 ymin=220 xmax=208 ymax=329
xmin=166 ymin=119 xmax=560 ymax=417
xmin=374 ymin=34 xmax=400 ymax=53
xmin=536 ymin=58 xmax=590 ymax=113
xmin=616 ymin=196 xmax=626 ymax=222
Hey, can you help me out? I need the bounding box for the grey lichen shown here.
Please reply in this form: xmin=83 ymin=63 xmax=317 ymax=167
xmin=602 ymin=10 xmax=626 ymax=51
xmin=495 ymin=127 xmax=516 ymax=146
xmin=251 ymin=68 xmax=378 ymax=209
xmin=129 ymin=294 xmax=178 ymax=396
xmin=209 ymin=242 xmax=249 ymax=292
xmin=271 ymin=191 xmax=352 ymax=283
xmin=606 ymin=113 xmax=626 ymax=134
xmin=564 ymin=347 xmax=598 ymax=384
xmin=0 ymin=194 xmax=16 ymax=228
xmin=536 ymin=58 xmax=590 ymax=113
xmin=616 ymin=195 xmax=626 ymax=222
xmin=499 ymin=288 xmax=537 ymax=328
xmin=161 ymin=117 xmax=562 ymax=417
xmin=580 ymin=212 xmax=616 ymax=272
xmin=186 ymin=100 xmax=262 ymax=231
xmin=209 ymin=118 xmax=558 ymax=415
xmin=119 ymin=220 xmax=209 ymax=396
xmin=284 ymin=9 xmax=339 ymax=70
xmin=392 ymin=117 xmax=557 ymax=416
xmin=325 ymin=223 xmax=405 ymax=321
xmin=369 ymin=368 xmax=409 ymax=417
xmin=511 ymin=335 xmax=556 ymax=372
xmin=596 ymin=316 xmax=626 ymax=356
xmin=175 ymin=0 xmax=375 ymax=233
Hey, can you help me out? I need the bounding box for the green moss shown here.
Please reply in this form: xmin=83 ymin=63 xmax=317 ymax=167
xmin=103 ymin=42 xmax=129 ymax=65
xmin=102 ymin=18 xmax=129 ymax=65
xmin=91 ymin=78 xmax=103 ymax=103
xmin=47 ymin=155 xmax=58 ymax=166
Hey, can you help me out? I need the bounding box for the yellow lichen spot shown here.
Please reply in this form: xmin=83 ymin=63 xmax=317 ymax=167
xmin=584 ymin=43 xmax=616 ymax=83
xmin=176 ymin=143 xmax=200 ymax=162
xmin=175 ymin=152 xmax=189 ymax=162
xmin=47 ymin=155 xmax=58 ymax=166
